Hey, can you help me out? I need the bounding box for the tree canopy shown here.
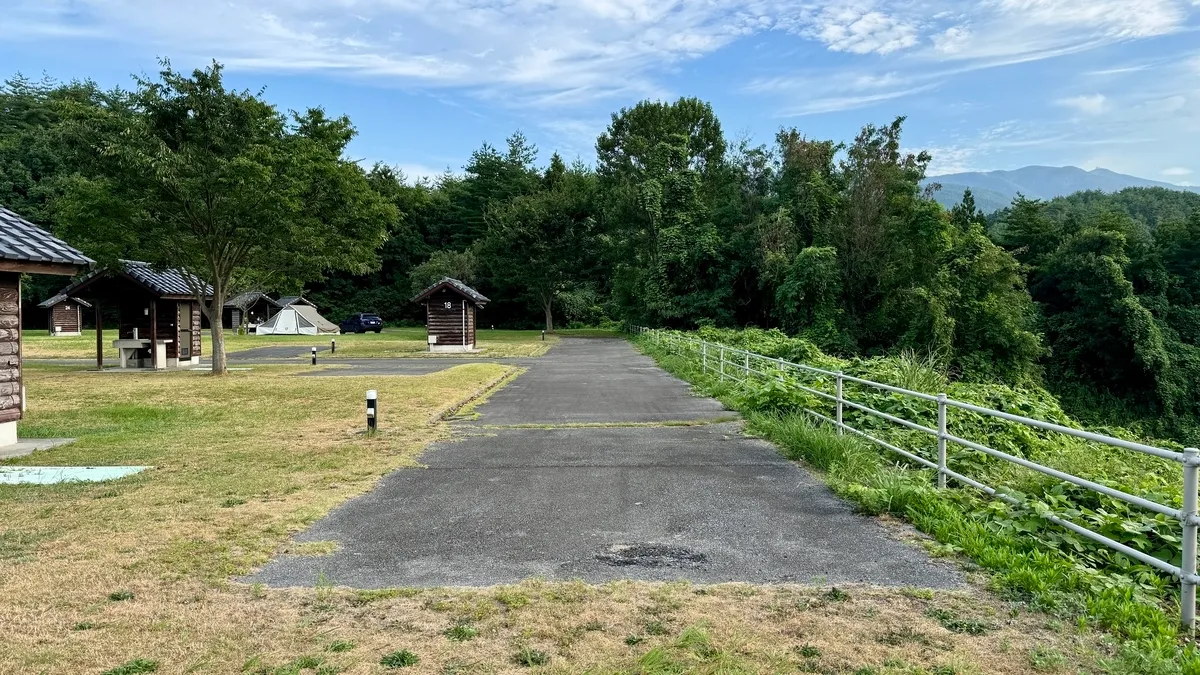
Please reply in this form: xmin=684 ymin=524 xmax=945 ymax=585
xmin=47 ymin=62 xmax=394 ymax=372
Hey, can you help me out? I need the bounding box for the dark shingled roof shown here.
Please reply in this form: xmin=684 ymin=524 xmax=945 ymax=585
xmin=123 ymin=260 xmax=212 ymax=297
xmin=225 ymin=291 xmax=282 ymax=310
xmin=54 ymin=259 xmax=213 ymax=300
xmin=411 ymin=277 xmax=490 ymax=306
xmin=0 ymin=206 xmax=93 ymax=267
xmin=37 ymin=294 xmax=92 ymax=309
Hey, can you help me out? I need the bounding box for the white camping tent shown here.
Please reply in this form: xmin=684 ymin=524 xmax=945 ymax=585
xmin=255 ymin=305 xmax=339 ymax=335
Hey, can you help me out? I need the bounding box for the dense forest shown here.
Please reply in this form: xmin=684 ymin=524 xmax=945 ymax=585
xmin=2 ymin=66 xmax=1199 ymax=438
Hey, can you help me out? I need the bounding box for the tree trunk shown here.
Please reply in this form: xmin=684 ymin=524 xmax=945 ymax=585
xmin=543 ymin=297 xmax=554 ymax=333
xmin=205 ymin=292 xmax=228 ymax=375
xmin=210 ymin=318 xmax=227 ymax=374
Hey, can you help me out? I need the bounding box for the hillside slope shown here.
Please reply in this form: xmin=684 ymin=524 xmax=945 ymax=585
xmin=925 ymin=165 xmax=1199 ymax=212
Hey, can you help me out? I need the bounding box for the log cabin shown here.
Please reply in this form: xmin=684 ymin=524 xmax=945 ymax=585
xmin=38 ymin=294 xmax=91 ymax=336
xmin=0 ymin=206 xmax=94 ymax=446
xmin=411 ymin=277 xmax=489 ymax=352
xmin=51 ymin=260 xmax=212 ymax=369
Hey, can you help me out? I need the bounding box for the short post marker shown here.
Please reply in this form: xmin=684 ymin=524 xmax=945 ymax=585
xmin=311 ymin=346 xmax=317 ymax=366
xmin=330 ymin=339 xmax=336 ymax=354
xmin=366 ymin=389 xmax=378 ymax=433
xmin=541 ymin=330 xmax=545 ymax=341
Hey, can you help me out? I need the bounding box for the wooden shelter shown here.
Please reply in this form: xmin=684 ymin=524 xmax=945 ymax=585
xmin=223 ymin=291 xmax=281 ymax=330
xmin=411 ymin=277 xmax=489 ymax=353
xmin=37 ymin=294 xmax=92 ymax=336
xmin=0 ymin=206 xmax=93 ymax=446
xmin=52 ymin=260 xmax=212 ymax=369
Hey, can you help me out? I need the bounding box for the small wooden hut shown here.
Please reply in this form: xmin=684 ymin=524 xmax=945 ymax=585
xmin=52 ymin=260 xmax=212 ymax=369
xmin=411 ymin=277 xmax=489 ymax=352
xmin=38 ymin=294 xmax=92 ymax=336
xmin=0 ymin=206 xmax=93 ymax=446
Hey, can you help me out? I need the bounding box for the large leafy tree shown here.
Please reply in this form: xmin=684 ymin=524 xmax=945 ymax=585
xmin=54 ymin=62 xmax=394 ymax=373
xmin=598 ymin=98 xmax=729 ymax=326
xmin=482 ymin=154 xmax=596 ymax=332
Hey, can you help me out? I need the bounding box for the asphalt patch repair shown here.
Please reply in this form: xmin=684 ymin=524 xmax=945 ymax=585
xmin=249 ymin=338 xmax=961 ymax=589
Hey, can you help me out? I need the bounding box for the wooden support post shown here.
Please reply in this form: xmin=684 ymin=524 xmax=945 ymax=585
xmin=95 ymin=303 xmax=103 ymax=370
xmin=150 ymin=301 xmax=157 ymax=369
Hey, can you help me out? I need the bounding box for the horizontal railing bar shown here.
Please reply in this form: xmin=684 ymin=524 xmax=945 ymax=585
xmin=944 ymin=398 xmax=1182 ymax=463
xmin=838 ymin=373 xmax=940 ymax=402
xmin=796 ymin=384 xmax=839 ymax=403
xmin=805 ymin=409 xmax=939 ymax=470
xmin=841 ymin=398 xmax=940 ymax=437
xmin=944 ymin=432 xmax=1179 ymax=519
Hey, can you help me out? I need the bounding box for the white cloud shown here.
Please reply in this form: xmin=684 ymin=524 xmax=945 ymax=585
xmin=798 ymin=5 xmax=921 ymax=55
xmin=1162 ymin=166 xmax=1193 ymax=176
xmin=5 ymin=0 xmax=1198 ymax=119
xmin=1056 ymin=94 xmax=1108 ymax=115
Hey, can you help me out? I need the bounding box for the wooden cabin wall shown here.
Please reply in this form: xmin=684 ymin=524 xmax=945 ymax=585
xmin=426 ymin=288 xmax=471 ymax=346
xmin=49 ymin=303 xmax=81 ymax=333
xmin=118 ymin=298 xmax=153 ymax=340
xmin=0 ymin=273 xmax=21 ymax=423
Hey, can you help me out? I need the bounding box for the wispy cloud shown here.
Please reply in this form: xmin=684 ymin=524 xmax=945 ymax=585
xmin=1056 ymin=94 xmax=1109 ymax=115
xmin=1162 ymin=166 xmax=1193 ymax=176
xmin=8 ymin=0 xmax=1197 ymax=113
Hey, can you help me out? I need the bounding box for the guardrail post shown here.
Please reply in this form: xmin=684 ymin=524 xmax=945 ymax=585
xmin=720 ymin=347 xmax=726 ymax=381
xmin=744 ymin=352 xmax=749 ymax=380
xmin=1183 ymin=447 xmax=1198 ymax=631
xmin=937 ymin=393 xmax=948 ymax=489
xmin=835 ymin=371 xmax=844 ymax=435
xmin=702 ymin=343 xmax=707 ymax=371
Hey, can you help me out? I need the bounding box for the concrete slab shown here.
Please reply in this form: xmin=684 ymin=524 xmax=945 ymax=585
xmin=467 ymin=338 xmax=728 ymax=424
xmin=249 ymin=423 xmax=960 ymax=589
xmin=0 ymin=465 xmax=149 ymax=484
xmin=249 ymin=337 xmax=960 ymax=590
xmin=0 ymin=438 xmax=76 ymax=460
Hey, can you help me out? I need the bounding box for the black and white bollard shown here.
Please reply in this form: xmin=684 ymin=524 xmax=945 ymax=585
xmin=311 ymin=346 xmax=317 ymax=365
xmin=366 ymin=389 xmax=377 ymax=433
xmin=331 ymin=338 xmax=336 ymax=354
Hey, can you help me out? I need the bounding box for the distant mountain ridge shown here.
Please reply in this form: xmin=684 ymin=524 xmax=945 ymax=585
xmin=924 ymin=165 xmax=1199 ymax=214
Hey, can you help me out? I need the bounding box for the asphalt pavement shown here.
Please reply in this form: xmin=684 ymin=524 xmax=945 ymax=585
xmin=248 ymin=338 xmax=961 ymax=589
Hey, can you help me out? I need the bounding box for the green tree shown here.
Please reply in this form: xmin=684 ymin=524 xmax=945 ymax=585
xmin=598 ymin=98 xmax=729 ymax=326
xmin=54 ymin=62 xmax=393 ymax=373
xmin=482 ymin=159 xmax=596 ymax=332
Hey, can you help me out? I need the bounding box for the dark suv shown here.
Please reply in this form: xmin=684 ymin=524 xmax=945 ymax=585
xmin=340 ymin=313 xmax=383 ymax=334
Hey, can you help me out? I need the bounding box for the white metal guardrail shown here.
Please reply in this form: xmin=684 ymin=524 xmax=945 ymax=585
xmin=630 ymin=326 xmax=1200 ymax=629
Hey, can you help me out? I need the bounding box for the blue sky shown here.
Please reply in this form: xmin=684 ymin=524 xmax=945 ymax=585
xmin=4 ymin=1 xmax=1199 ymax=183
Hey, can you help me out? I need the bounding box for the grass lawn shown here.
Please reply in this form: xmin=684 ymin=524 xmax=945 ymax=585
xmin=22 ymin=328 xmax=561 ymax=360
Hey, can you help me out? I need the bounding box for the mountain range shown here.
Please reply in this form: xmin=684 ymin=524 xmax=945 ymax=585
xmin=924 ymin=166 xmax=1199 ymax=214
